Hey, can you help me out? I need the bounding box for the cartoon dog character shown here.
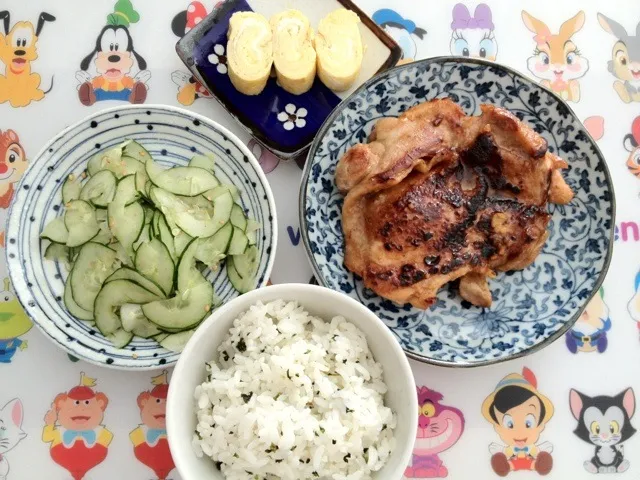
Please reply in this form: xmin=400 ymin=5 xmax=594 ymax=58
xmin=372 ymin=9 xmax=426 ymax=65
xmin=42 ymin=373 xmax=113 ymax=480
xmin=522 ymin=11 xmax=589 ymax=102
xmin=171 ymin=1 xmax=220 ymax=106
xmin=0 ymin=398 xmax=26 ymax=480
xmin=483 ymin=367 xmax=554 ymax=476
xmin=130 ymin=371 xmax=175 ymax=480
xmin=624 ymin=116 xmax=640 ymax=178
xmin=0 ymin=130 xmax=27 ymax=210
xmin=450 ymin=4 xmax=498 ymax=60
xmin=404 ymin=387 xmax=464 ymax=478
xmin=0 ymin=11 xmax=55 ymax=107
xmin=598 ymin=14 xmax=640 ymax=103
xmin=565 ymin=288 xmax=611 ymax=354
xmin=75 ymin=0 xmax=149 ymax=106
xmin=0 ymin=278 xmax=32 ymax=364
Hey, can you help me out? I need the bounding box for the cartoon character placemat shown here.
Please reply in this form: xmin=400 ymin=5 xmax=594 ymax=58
xmin=1 ymin=0 xmax=640 ymax=478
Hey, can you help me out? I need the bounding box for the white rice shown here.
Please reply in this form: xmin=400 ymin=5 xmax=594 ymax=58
xmin=193 ymin=299 xmax=397 ymax=480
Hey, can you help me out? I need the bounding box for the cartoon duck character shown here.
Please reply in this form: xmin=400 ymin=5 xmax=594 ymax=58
xmin=0 ymin=11 xmax=55 ymax=108
xmin=171 ymin=1 xmax=221 ymax=106
xmin=565 ymin=288 xmax=611 ymax=354
xmin=450 ymin=4 xmax=497 ymax=60
xmin=0 ymin=278 xmax=32 ymax=364
xmin=482 ymin=367 xmax=554 ymax=477
xmin=404 ymin=387 xmax=464 ymax=478
xmin=372 ymin=9 xmax=426 ymax=65
xmin=624 ymin=116 xmax=640 ymax=178
xmin=42 ymin=373 xmax=113 ymax=480
xmin=130 ymin=370 xmax=175 ymax=480
xmin=0 ymin=129 xmax=28 ymax=210
xmin=75 ymin=0 xmax=150 ymax=106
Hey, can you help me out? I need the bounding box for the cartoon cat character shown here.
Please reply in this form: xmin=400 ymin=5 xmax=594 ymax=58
xmin=570 ymin=388 xmax=636 ymax=474
xmin=0 ymin=277 xmax=32 ymax=363
xmin=598 ymin=14 xmax=640 ymax=103
xmin=0 ymin=399 xmax=26 ymax=480
xmin=450 ymin=4 xmax=498 ymax=60
xmin=522 ymin=11 xmax=589 ymax=102
xmin=404 ymin=387 xmax=464 ymax=478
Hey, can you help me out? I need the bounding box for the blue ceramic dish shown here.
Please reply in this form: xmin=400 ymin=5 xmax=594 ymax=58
xmin=300 ymin=57 xmax=615 ymax=367
xmin=6 ymin=105 xmax=277 ymax=370
xmin=176 ymin=0 xmax=401 ymax=160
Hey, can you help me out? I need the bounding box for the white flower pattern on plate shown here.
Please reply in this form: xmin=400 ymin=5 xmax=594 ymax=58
xmin=277 ymin=104 xmax=307 ymax=131
xmin=207 ymin=44 xmax=228 ymax=74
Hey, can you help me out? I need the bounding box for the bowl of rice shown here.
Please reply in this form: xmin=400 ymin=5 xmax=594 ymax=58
xmin=166 ymin=283 xmax=418 ymax=480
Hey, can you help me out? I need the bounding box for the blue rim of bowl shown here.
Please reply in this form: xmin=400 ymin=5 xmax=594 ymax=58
xmin=6 ymin=103 xmax=279 ymax=370
xmin=298 ymin=56 xmax=616 ymax=368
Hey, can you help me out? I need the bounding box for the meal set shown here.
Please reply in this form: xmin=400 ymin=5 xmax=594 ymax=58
xmin=4 ymin=2 xmax=614 ymax=479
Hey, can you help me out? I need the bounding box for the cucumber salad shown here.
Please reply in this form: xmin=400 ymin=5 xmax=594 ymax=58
xmin=40 ymin=140 xmax=260 ymax=352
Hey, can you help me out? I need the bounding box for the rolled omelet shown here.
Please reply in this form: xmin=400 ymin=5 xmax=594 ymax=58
xmin=270 ymin=10 xmax=316 ymax=95
xmin=227 ymin=12 xmax=273 ymax=95
xmin=315 ymin=9 xmax=363 ymax=92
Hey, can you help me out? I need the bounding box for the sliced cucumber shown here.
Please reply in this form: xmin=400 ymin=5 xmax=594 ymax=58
xmin=188 ymin=153 xmax=216 ymax=174
xmin=120 ymin=303 xmax=161 ymax=338
xmin=153 ymin=332 xmax=169 ymax=342
xmin=80 ymin=170 xmax=116 ymax=207
xmin=106 ymin=267 xmax=165 ymax=298
xmin=151 ymin=166 xmax=219 ymax=196
xmin=89 ymin=145 xmax=144 ymax=178
xmin=70 ymin=242 xmax=120 ymax=311
xmin=135 ymin=171 xmax=149 ymax=198
xmin=132 ymin=224 xmax=152 ymax=252
xmin=159 ymin=329 xmax=196 ymax=353
xmin=204 ymin=184 xmax=239 ymax=202
xmin=173 ymin=231 xmax=193 ymax=258
xmin=122 ymin=140 xmax=151 ymax=163
xmin=87 ymin=147 xmax=120 ymax=176
xmin=114 ymin=174 xmax=140 ymax=206
xmin=64 ymin=200 xmax=99 ymax=248
xmin=227 ymin=256 xmax=254 ymax=294
xmin=157 ymin=216 xmax=176 ymax=260
xmin=95 ymin=208 xmax=107 ymax=222
xmin=64 ymin=276 xmax=94 ymax=321
xmin=135 ymin=239 xmax=175 ymax=296
xmin=227 ymin=226 xmax=248 ymax=256
xmin=62 ymin=174 xmax=83 ymax=204
xmin=177 ymin=239 xmax=206 ymax=292
xmin=195 ymin=222 xmax=232 ymax=267
xmin=143 ymin=281 xmax=213 ymax=332
xmin=233 ymin=245 xmax=258 ymax=279
xmin=230 ymin=204 xmax=247 ymax=230
xmin=105 ymin=328 xmax=134 ymax=348
xmin=94 ymin=279 xmax=161 ymax=336
xmin=41 ymin=217 xmax=69 ymax=244
xmin=246 ymin=219 xmax=260 ymax=245
xmin=45 ymin=243 xmax=70 ymax=262
xmin=151 ymin=187 xmax=232 ymax=238
xmin=108 ymin=201 xmax=144 ymax=258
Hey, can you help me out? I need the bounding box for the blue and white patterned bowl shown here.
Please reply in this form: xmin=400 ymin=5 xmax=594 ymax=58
xmin=6 ymin=105 xmax=277 ymax=370
xmin=300 ymin=57 xmax=614 ymax=367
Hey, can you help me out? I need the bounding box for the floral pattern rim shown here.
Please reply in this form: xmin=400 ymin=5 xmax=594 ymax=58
xmin=300 ymin=56 xmax=615 ymax=367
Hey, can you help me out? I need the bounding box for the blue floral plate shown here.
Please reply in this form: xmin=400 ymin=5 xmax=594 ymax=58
xmin=300 ymin=57 xmax=614 ymax=367
xmin=6 ymin=105 xmax=277 ymax=370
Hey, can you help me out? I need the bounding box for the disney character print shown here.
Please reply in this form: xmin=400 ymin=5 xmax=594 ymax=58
xmin=570 ymin=388 xmax=636 ymax=474
xmin=372 ymin=9 xmax=426 ymax=65
xmin=0 ymin=129 xmax=28 ymax=210
xmin=482 ymin=367 xmax=554 ymax=476
xmin=565 ymin=288 xmax=610 ymax=354
xmin=0 ymin=11 xmax=55 ymax=107
xmin=624 ymin=116 xmax=640 ymax=178
xmin=598 ymin=13 xmax=640 ymax=103
xmin=130 ymin=371 xmax=175 ymax=480
xmin=404 ymin=387 xmax=464 ymax=479
xmin=76 ymin=0 xmax=150 ymax=106
xmin=0 ymin=398 xmax=26 ymax=480
xmin=0 ymin=278 xmax=32 ymax=364
xmin=522 ymin=10 xmax=589 ymax=102
xmin=42 ymin=373 xmax=113 ymax=480
xmin=450 ymin=4 xmax=497 ymax=60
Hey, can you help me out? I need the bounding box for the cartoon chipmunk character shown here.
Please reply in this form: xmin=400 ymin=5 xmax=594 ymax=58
xmin=598 ymin=14 xmax=640 ymax=103
xmin=0 ymin=129 xmax=28 ymax=210
xmin=522 ymin=11 xmax=589 ymax=102
xmin=0 ymin=11 xmax=55 ymax=107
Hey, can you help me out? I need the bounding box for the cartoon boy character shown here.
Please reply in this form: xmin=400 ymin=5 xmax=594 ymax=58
xmin=75 ymin=0 xmax=150 ymax=106
xmin=482 ymin=367 xmax=554 ymax=476
xmin=0 ymin=277 xmax=32 ymax=363
xmin=405 ymin=386 xmax=464 ymax=478
xmin=372 ymin=9 xmax=426 ymax=65
xmin=42 ymin=373 xmax=113 ymax=480
xmin=0 ymin=129 xmax=28 ymax=210
xmin=130 ymin=370 xmax=175 ymax=480
xmin=565 ymin=288 xmax=611 ymax=354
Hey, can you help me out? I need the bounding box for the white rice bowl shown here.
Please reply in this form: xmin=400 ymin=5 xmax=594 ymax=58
xmin=193 ymin=299 xmax=397 ymax=480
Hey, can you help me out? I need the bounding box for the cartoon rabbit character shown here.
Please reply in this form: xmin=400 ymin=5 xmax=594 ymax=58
xmin=598 ymin=14 xmax=640 ymax=103
xmin=450 ymin=4 xmax=498 ymax=60
xmin=522 ymin=11 xmax=589 ymax=102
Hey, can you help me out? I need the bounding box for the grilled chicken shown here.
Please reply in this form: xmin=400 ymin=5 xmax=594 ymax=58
xmin=337 ymin=98 xmax=573 ymax=309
